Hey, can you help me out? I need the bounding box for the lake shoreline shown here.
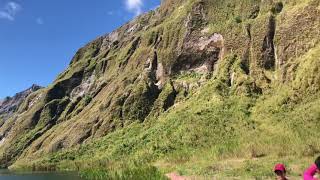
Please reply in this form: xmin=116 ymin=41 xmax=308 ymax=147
xmin=0 ymin=169 xmax=84 ymax=180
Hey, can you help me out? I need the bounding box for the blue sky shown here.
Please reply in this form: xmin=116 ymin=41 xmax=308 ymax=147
xmin=0 ymin=0 xmax=160 ymax=98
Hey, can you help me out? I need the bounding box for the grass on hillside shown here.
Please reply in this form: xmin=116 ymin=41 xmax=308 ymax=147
xmin=12 ymin=49 xmax=320 ymax=179
xmin=7 ymin=0 xmax=320 ymax=179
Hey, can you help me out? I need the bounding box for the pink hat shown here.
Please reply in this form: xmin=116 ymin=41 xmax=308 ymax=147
xmin=274 ymin=163 xmax=286 ymax=172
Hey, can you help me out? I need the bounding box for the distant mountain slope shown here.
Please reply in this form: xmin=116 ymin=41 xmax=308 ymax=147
xmin=0 ymin=0 xmax=319 ymax=178
xmin=0 ymin=84 xmax=42 ymax=125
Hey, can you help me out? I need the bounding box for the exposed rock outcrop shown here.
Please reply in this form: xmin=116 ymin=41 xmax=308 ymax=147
xmin=172 ymin=33 xmax=224 ymax=74
xmin=0 ymin=84 xmax=42 ymax=122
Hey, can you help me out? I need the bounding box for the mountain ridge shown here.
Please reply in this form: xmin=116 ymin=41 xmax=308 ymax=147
xmin=0 ymin=84 xmax=42 ymax=124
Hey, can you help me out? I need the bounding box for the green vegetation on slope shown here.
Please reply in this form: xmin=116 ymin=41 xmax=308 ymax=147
xmin=0 ymin=0 xmax=319 ymax=179
xmin=12 ymin=45 xmax=320 ymax=179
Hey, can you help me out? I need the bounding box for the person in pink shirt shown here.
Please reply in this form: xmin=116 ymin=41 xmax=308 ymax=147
xmin=304 ymin=156 xmax=320 ymax=180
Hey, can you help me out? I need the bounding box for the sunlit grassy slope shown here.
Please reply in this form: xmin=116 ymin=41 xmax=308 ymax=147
xmin=3 ymin=0 xmax=320 ymax=179
xmin=11 ymin=44 xmax=320 ymax=179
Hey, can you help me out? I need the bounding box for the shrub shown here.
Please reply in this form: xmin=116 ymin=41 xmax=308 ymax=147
xmin=271 ymin=2 xmax=283 ymax=14
xmin=235 ymin=16 xmax=242 ymax=23
xmin=84 ymin=95 xmax=93 ymax=105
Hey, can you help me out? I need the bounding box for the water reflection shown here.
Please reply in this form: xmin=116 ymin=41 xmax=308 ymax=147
xmin=0 ymin=169 xmax=84 ymax=180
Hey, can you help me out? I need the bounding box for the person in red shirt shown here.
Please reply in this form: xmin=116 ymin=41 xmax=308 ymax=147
xmin=274 ymin=163 xmax=288 ymax=180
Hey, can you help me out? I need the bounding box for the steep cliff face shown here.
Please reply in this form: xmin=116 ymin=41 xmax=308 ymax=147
xmin=0 ymin=84 xmax=42 ymax=126
xmin=0 ymin=84 xmax=42 ymax=156
xmin=0 ymin=0 xmax=319 ymax=177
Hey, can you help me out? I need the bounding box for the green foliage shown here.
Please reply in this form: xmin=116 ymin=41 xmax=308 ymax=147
xmin=80 ymin=165 xmax=168 ymax=180
xmin=235 ymin=16 xmax=243 ymax=23
xmin=84 ymin=95 xmax=93 ymax=105
xmin=271 ymin=2 xmax=284 ymax=14
xmin=3 ymin=1 xmax=320 ymax=179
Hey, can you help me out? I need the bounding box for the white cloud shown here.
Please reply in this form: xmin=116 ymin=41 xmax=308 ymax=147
xmin=0 ymin=1 xmax=21 ymax=21
xmin=36 ymin=17 xmax=44 ymax=25
xmin=125 ymin=0 xmax=144 ymax=16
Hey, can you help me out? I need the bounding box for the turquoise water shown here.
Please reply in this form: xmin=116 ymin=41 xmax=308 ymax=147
xmin=0 ymin=169 xmax=84 ymax=180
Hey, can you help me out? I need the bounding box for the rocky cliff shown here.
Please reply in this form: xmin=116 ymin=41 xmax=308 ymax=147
xmin=0 ymin=84 xmax=42 ymax=127
xmin=0 ymin=0 xmax=320 ymax=178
